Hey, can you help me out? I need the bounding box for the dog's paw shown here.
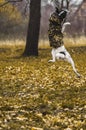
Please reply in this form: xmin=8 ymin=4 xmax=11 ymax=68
xmin=76 ymin=72 xmax=81 ymax=78
xmin=48 ymin=60 xmax=55 ymax=63
xmin=77 ymin=74 xmax=81 ymax=78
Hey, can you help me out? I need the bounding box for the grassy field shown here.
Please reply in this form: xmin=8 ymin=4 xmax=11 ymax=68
xmin=0 ymin=38 xmax=86 ymax=130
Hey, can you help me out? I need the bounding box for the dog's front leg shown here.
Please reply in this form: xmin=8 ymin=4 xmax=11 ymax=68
xmin=48 ymin=48 xmax=56 ymax=62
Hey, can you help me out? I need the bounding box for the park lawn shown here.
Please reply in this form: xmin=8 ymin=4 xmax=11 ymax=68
xmin=0 ymin=43 xmax=86 ymax=130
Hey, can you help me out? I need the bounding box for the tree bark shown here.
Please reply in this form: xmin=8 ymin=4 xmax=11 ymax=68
xmin=23 ymin=0 xmax=41 ymax=56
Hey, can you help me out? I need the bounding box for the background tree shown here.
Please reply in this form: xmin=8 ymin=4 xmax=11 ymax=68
xmin=23 ymin=0 xmax=41 ymax=56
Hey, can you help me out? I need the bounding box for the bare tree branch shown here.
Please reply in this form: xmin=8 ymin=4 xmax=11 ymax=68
xmin=66 ymin=0 xmax=70 ymax=9
xmin=61 ymin=0 xmax=63 ymax=9
xmin=23 ymin=0 xmax=30 ymax=16
xmin=0 ymin=0 xmax=23 ymax=7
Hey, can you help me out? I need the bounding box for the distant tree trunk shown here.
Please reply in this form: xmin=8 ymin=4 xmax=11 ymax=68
xmin=23 ymin=0 xmax=41 ymax=56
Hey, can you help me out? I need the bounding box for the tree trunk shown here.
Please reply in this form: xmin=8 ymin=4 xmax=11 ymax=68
xmin=23 ymin=0 xmax=41 ymax=56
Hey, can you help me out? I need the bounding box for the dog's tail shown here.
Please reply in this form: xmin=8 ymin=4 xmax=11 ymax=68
xmin=62 ymin=22 xmax=71 ymax=33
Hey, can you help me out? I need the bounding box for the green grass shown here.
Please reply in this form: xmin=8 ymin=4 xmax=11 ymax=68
xmin=0 ymin=43 xmax=86 ymax=130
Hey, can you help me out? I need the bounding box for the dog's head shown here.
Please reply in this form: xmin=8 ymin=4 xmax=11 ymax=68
xmin=59 ymin=9 xmax=69 ymax=21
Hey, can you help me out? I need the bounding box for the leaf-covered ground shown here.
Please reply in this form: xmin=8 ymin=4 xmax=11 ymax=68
xmin=0 ymin=45 xmax=86 ymax=130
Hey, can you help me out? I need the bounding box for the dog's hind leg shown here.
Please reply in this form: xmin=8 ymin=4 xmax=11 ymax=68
xmin=48 ymin=48 xmax=56 ymax=62
xmin=65 ymin=52 xmax=81 ymax=77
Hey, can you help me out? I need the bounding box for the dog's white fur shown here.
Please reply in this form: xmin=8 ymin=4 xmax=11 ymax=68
xmin=48 ymin=22 xmax=80 ymax=77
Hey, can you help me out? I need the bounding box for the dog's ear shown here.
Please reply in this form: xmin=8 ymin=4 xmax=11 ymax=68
xmin=55 ymin=7 xmax=60 ymax=14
